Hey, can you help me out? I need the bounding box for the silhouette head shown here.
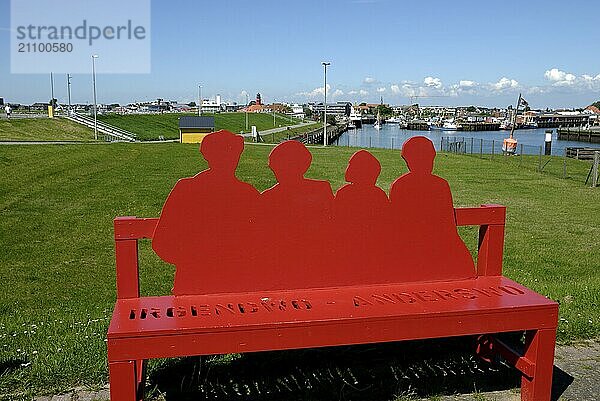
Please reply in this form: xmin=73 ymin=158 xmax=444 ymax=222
xmin=200 ymin=130 xmax=244 ymax=174
xmin=269 ymin=140 xmax=312 ymax=184
xmin=345 ymin=150 xmax=381 ymax=185
xmin=401 ymin=136 xmax=435 ymax=174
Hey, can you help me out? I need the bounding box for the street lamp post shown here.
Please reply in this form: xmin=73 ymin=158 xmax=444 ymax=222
xmin=91 ymin=55 xmax=99 ymax=140
xmin=198 ymin=84 xmax=202 ymax=116
xmin=322 ymin=62 xmax=330 ymax=146
xmin=245 ymin=92 xmax=249 ymax=130
xmin=50 ymin=72 xmax=55 ymax=112
xmin=273 ymin=98 xmax=276 ymax=126
xmin=66 ymin=74 xmax=72 ymax=115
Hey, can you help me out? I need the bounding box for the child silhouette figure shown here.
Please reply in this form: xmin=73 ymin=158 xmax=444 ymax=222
xmin=334 ymin=150 xmax=390 ymax=279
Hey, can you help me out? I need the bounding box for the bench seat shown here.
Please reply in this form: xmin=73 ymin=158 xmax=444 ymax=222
xmin=108 ymin=276 xmax=557 ymax=361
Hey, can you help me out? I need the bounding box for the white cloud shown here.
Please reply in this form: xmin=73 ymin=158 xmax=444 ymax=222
xmin=424 ymin=76 xmax=442 ymax=89
xmin=364 ymin=77 xmax=376 ymax=84
xmin=491 ymin=77 xmax=519 ymax=91
xmin=459 ymin=80 xmax=476 ymax=88
xmin=544 ymin=68 xmax=576 ymax=86
xmin=376 ymin=87 xmax=386 ymax=93
xmin=582 ymin=74 xmax=600 ymax=82
xmin=390 ymin=84 xmax=401 ymax=94
xmin=359 ymin=89 xmax=369 ymax=96
xmin=348 ymin=90 xmax=358 ymax=95
xmin=332 ymin=89 xmax=344 ymax=97
xmin=239 ymin=90 xmax=248 ymax=97
xmin=296 ymin=84 xmax=331 ymax=98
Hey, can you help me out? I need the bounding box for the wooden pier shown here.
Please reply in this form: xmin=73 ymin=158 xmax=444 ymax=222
xmin=557 ymin=127 xmax=600 ymax=144
xmin=407 ymin=120 xmax=430 ymax=130
xmin=289 ymin=124 xmax=348 ymax=145
xmin=565 ymin=147 xmax=600 ymax=160
xmin=460 ymin=122 xmax=500 ymax=131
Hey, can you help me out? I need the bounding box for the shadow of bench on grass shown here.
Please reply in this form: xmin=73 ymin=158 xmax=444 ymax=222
xmin=148 ymin=335 xmax=572 ymax=401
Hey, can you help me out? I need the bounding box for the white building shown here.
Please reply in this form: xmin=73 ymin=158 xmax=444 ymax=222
xmin=290 ymin=104 xmax=304 ymax=119
xmin=200 ymin=94 xmax=223 ymax=113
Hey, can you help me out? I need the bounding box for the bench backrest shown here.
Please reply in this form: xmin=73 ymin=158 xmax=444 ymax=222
xmin=113 ymin=131 xmax=506 ymax=299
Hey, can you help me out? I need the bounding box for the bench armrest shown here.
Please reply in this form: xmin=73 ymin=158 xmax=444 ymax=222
xmin=113 ymin=217 xmax=159 ymax=299
xmin=455 ymin=204 xmax=506 ymax=276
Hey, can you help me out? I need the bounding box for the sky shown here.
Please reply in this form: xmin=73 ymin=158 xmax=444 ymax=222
xmin=1 ymin=0 xmax=599 ymax=108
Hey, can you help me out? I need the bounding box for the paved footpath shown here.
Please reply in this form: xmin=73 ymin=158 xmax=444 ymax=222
xmin=33 ymin=341 xmax=599 ymax=401
xmin=240 ymin=121 xmax=316 ymax=138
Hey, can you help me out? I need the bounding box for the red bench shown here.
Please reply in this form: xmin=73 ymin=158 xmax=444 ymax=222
xmin=107 ymin=131 xmax=558 ymax=401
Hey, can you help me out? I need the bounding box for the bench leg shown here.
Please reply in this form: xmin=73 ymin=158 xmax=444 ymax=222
xmin=109 ymin=360 xmax=139 ymax=401
xmin=520 ymin=329 xmax=556 ymax=401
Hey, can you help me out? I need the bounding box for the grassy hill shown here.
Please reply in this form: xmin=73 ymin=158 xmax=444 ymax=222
xmin=0 ymin=143 xmax=598 ymax=396
xmin=0 ymin=118 xmax=95 ymax=141
xmin=98 ymin=112 xmax=302 ymax=140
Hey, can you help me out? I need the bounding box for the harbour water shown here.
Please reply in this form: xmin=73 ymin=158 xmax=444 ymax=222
xmin=335 ymin=124 xmax=591 ymax=156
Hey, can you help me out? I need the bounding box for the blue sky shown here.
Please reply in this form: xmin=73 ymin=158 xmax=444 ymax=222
xmin=1 ymin=0 xmax=599 ymax=108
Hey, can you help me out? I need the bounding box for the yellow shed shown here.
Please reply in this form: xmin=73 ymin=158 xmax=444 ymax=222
xmin=179 ymin=116 xmax=215 ymax=143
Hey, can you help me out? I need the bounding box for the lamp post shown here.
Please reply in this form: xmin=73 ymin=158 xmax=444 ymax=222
xmin=66 ymin=74 xmax=72 ymax=115
xmin=198 ymin=84 xmax=202 ymax=116
xmin=50 ymin=72 xmax=55 ymax=111
xmin=322 ymin=61 xmax=330 ymax=146
xmin=91 ymin=55 xmax=99 ymax=140
xmin=245 ymin=92 xmax=249 ymax=130
xmin=273 ymin=98 xmax=276 ymax=126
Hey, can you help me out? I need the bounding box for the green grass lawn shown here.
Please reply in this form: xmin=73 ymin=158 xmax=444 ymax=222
xmin=0 ymin=118 xmax=94 ymax=141
xmin=98 ymin=112 xmax=301 ymax=141
xmin=0 ymin=143 xmax=598 ymax=397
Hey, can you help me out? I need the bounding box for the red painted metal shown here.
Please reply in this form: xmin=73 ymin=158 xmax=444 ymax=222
xmin=107 ymin=132 xmax=558 ymax=401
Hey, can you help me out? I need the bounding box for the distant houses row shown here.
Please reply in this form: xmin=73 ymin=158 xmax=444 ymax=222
xmin=2 ymin=94 xmax=598 ymax=127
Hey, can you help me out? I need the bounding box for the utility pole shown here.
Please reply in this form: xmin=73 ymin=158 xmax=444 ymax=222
xmin=322 ymin=61 xmax=330 ymax=146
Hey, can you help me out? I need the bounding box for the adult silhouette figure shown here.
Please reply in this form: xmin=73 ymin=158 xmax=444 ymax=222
xmin=259 ymin=141 xmax=334 ymax=289
xmin=152 ymin=130 xmax=259 ymax=295
xmin=389 ymin=136 xmax=475 ymax=281
xmin=334 ymin=150 xmax=390 ymax=280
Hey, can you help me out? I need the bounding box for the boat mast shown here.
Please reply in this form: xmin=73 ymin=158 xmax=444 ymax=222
xmin=509 ymin=93 xmax=521 ymax=139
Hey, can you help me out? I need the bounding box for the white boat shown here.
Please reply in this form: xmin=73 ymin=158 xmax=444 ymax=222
xmin=521 ymin=121 xmax=538 ymax=129
xmin=430 ymin=120 xmax=461 ymax=131
xmin=385 ymin=117 xmax=402 ymax=124
xmin=374 ymin=110 xmax=382 ymax=130
xmin=442 ymin=121 xmax=461 ymax=131
xmin=348 ymin=122 xmax=356 ymax=129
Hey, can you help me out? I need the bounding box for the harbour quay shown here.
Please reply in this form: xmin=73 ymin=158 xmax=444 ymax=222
xmin=558 ymin=127 xmax=600 ymax=144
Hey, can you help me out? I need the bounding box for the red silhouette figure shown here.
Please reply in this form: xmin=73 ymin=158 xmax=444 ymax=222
xmin=389 ymin=136 xmax=475 ymax=281
xmin=334 ymin=150 xmax=390 ymax=279
xmin=152 ymin=130 xmax=259 ymax=295
xmin=258 ymin=141 xmax=334 ymax=289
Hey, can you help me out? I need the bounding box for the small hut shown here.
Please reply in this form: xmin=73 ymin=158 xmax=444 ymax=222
xmin=179 ymin=116 xmax=215 ymax=143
